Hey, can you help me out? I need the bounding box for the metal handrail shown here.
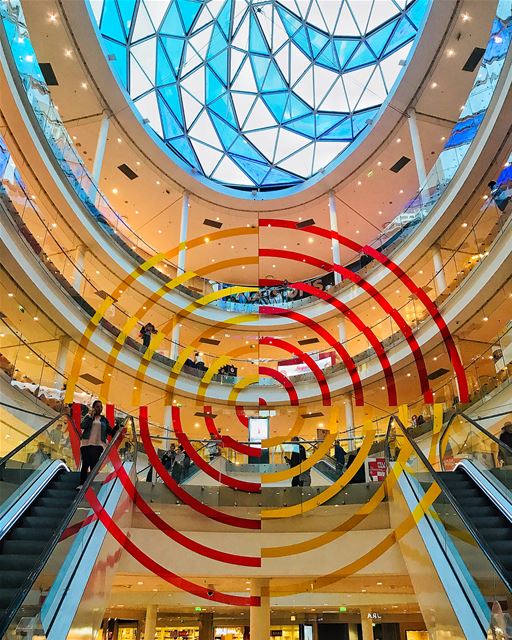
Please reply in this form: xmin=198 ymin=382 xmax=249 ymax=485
xmin=438 ymin=410 xmax=512 ymax=471
xmin=0 ymin=425 xmax=124 ymax=635
xmin=385 ymin=414 xmax=512 ymax=593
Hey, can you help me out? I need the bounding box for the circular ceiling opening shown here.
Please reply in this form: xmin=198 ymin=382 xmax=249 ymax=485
xmin=91 ymin=0 xmax=427 ymax=192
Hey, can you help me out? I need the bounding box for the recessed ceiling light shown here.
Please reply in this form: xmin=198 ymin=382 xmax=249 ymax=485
xmin=136 ymin=161 xmax=141 ymax=166
xmin=446 ymin=49 xmax=455 ymax=57
xmin=419 ymin=270 xmax=423 ymax=275
xmin=117 ymin=137 xmax=122 ymax=143
xmin=64 ymin=49 xmax=72 ymax=58
xmin=241 ymin=265 xmax=245 ymax=269
xmin=33 ymin=316 xmax=39 ymax=321
xmin=378 ymin=210 xmax=383 ymax=215
xmin=441 ymin=136 xmax=446 ymax=141
xmin=231 ymin=245 xmax=234 ymax=249
xmin=461 ymin=12 xmax=471 ymax=21
xmin=483 ymin=316 xmax=489 ymax=321
xmin=204 ymin=237 xmax=210 ymax=243
xmin=298 ymin=217 xmax=302 ymax=221
xmin=51 ymin=222 xmax=57 ymax=228
xmin=308 ymin=237 xmax=314 ymax=243
xmin=461 ymin=222 xmax=468 ymax=228
xmin=158 ymin=229 xmax=162 ymax=234
xmin=272 ymin=264 xmax=276 ymax=268
xmin=112 ymin=188 xmax=118 ymax=194
xmin=357 ymin=180 xmax=362 ymax=186
xmin=47 ymin=12 xmax=58 ymax=23
xmin=7 ymin=293 xmax=14 ymax=297
xmin=283 ymin=245 xmax=287 ymax=249
xmin=156 ymin=180 xmax=160 ymax=185
xmin=431 ymin=82 xmax=438 ymax=89
xmin=377 ymin=161 xmax=382 ymax=166
xmin=81 ymin=82 xmax=87 ymax=89
xmin=399 ymin=189 xmax=404 ymax=194
xmin=396 ymin=137 xmax=401 ymax=143
xmin=355 ymin=230 xmax=360 ymax=234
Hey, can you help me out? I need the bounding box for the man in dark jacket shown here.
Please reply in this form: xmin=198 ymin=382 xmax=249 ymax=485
xmin=285 ymin=436 xmax=307 ymax=487
xmin=334 ymin=440 xmax=346 ymax=472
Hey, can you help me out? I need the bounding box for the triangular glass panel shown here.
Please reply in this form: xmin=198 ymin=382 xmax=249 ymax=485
xmin=366 ymin=21 xmax=397 ymax=57
xmin=307 ymin=27 xmax=329 ymax=58
xmin=208 ymin=24 xmax=227 ymax=58
xmin=262 ymin=91 xmax=289 ymax=121
xmin=351 ymin=107 xmax=379 ymax=136
xmin=316 ymin=42 xmax=339 ymax=70
xmin=367 ymin=0 xmax=400 ymax=33
xmin=249 ymin=15 xmax=268 ymax=54
xmin=169 ymin=135 xmax=197 ymax=167
xmin=211 ymin=156 xmax=254 ymax=186
xmin=285 ymin=114 xmax=316 ymax=138
xmin=345 ymin=42 xmax=376 ymax=71
xmin=158 ymin=94 xmax=184 ymax=139
xmin=210 ymin=112 xmax=238 ymax=149
xmin=333 ymin=39 xmax=359 ymax=68
xmin=261 ymin=61 xmax=287 ymax=92
xmin=104 ymin=39 xmax=128 ymax=86
xmin=101 ymin=0 xmax=126 ymax=44
xmin=320 ymin=117 xmax=353 ymax=140
xmin=156 ymin=40 xmax=175 ymax=85
xmin=209 ymin=93 xmax=238 ymax=128
xmin=129 ymin=54 xmax=153 ymax=98
xmin=263 ymin=166 xmax=298 ymax=186
xmin=384 ymin=16 xmax=416 ymax=55
xmin=251 ymin=55 xmax=271 ymax=89
xmin=276 ymin=5 xmax=302 ymax=37
xmin=206 ymin=67 xmax=226 ymax=103
xmin=116 ymin=0 xmax=136 ymax=39
xmin=229 ymin=137 xmax=267 ymax=163
xmin=230 ymin=157 xmax=269 ymax=185
xmin=177 ymin=0 xmax=202 ymax=33
xmin=294 ymin=27 xmax=313 ymax=57
xmin=160 ymin=3 xmax=184 ymax=37
xmin=144 ymin=0 xmax=168 ymax=31
xmin=283 ymin=94 xmax=310 ymax=121
xmin=160 ymin=83 xmax=183 ymax=124
xmin=208 ymin=49 xmax=228 ymax=83
xmin=134 ymin=91 xmax=163 ymax=137
xmin=334 ymin=3 xmax=359 ymax=36
xmin=160 ymin=36 xmax=185 ymax=75
xmin=217 ymin=0 xmax=233 ymax=38
xmin=313 ymin=140 xmax=347 ymax=173
xmin=132 ymin=1 xmax=154 ymax=42
xmin=315 ymin=114 xmax=351 ymax=137
xmin=232 ymin=92 xmax=257 ymax=127
xmin=406 ymin=0 xmax=428 ymax=29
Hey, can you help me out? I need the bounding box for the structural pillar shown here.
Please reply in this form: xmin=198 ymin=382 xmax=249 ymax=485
xmin=163 ymin=404 xmax=172 ymax=449
xmin=431 ymin=245 xmax=447 ymax=294
xmin=170 ymin=324 xmax=180 ymax=361
xmin=348 ymin=624 xmax=359 ymax=640
xmin=72 ymin=245 xmax=87 ymax=294
xmin=90 ymin=113 xmax=110 ymax=202
xmin=344 ymin=394 xmax=355 ymax=448
xmin=198 ymin=612 xmax=214 ymax=640
xmin=338 ymin=317 xmax=346 ymax=345
xmin=360 ymin=609 xmax=375 ymax=640
xmin=144 ymin=604 xmax=157 ymax=640
xmin=328 ymin=191 xmax=342 ymax=285
xmin=178 ymin=191 xmax=190 ymax=275
xmin=407 ymin=108 xmax=427 ymax=188
xmin=54 ymin=335 xmax=70 ymax=389
xmin=250 ymin=579 xmax=270 ymax=640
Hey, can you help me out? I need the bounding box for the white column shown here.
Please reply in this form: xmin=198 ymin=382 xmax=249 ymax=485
xmin=170 ymin=324 xmax=180 ymax=361
xmin=344 ymin=393 xmax=355 ymax=448
xmin=54 ymin=335 xmax=70 ymax=389
xmin=144 ymin=604 xmax=157 ymax=640
xmin=432 ymin=245 xmax=446 ymax=294
xmin=163 ymin=404 xmax=172 ymax=449
xmin=360 ymin=609 xmax=375 ymax=640
xmin=250 ymin=579 xmax=270 ymax=640
xmin=338 ymin=317 xmax=346 ymax=345
xmin=328 ymin=191 xmax=342 ymax=285
xmin=348 ymin=624 xmax=359 ymax=640
xmin=407 ymin=108 xmax=427 ymax=187
xmin=90 ymin=114 xmax=110 ymax=201
xmin=178 ymin=191 xmax=190 ymax=275
xmin=72 ymin=245 xmax=87 ymax=294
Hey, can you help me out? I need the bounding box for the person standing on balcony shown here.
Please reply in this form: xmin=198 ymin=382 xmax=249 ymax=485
xmin=285 ymin=436 xmax=307 ymax=487
xmin=139 ymin=322 xmax=157 ymax=350
xmin=334 ymin=440 xmax=346 ymax=472
xmin=498 ymin=422 xmax=512 ymax=466
xmin=488 ymin=181 xmax=510 ymax=212
xmin=77 ymin=400 xmax=117 ymax=489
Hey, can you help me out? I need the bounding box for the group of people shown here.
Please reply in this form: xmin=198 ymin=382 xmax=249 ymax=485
xmin=161 ymin=443 xmax=191 ymax=484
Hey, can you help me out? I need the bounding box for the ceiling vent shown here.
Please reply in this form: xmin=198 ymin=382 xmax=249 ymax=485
xmin=203 ymin=218 xmax=223 ymax=229
xmin=39 ymin=63 xmax=58 ymax=86
xmin=298 ymin=337 xmax=320 ymax=346
xmin=199 ymin=337 xmax=220 ymax=346
xmin=118 ymin=164 xmax=138 ymax=180
xmin=463 ymin=47 xmax=485 ymax=72
xmin=80 ymin=373 xmax=104 ymax=385
xmin=301 ymin=412 xmax=324 ymax=419
xmin=390 ymin=156 xmax=411 ymax=173
xmin=427 ymin=368 xmax=450 ymax=380
xmin=296 ymin=218 xmax=315 ymax=229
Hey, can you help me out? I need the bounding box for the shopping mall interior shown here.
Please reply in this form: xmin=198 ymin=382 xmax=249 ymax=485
xmin=0 ymin=0 xmax=511 ymax=638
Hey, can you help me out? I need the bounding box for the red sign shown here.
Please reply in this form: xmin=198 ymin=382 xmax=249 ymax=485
xmin=368 ymin=458 xmax=386 ymax=482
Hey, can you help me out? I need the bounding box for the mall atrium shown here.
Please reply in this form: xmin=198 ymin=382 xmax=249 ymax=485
xmin=0 ymin=0 xmax=511 ymax=638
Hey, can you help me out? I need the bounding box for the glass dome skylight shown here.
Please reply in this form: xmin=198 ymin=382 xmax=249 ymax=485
xmin=90 ymin=0 xmax=428 ymax=191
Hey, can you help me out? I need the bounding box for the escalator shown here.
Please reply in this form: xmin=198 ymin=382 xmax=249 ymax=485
xmin=0 ymin=405 xmax=132 ymax=638
xmin=385 ymin=411 xmax=512 ymax=639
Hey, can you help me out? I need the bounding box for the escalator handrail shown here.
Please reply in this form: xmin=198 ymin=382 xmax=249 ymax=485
xmin=0 ymin=425 xmax=124 ymax=635
xmin=438 ymin=410 xmax=512 ymax=471
xmin=385 ymin=414 xmax=512 ymax=593
xmin=0 ymin=412 xmax=65 ymax=468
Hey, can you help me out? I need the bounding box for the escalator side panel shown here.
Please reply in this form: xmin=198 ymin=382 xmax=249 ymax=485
xmin=389 ymin=463 xmax=489 ymax=640
xmin=456 ymin=460 xmax=512 ymax=522
xmin=42 ymin=463 xmax=134 ymax=640
xmin=0 ymin=460 xmax=67 ymax=540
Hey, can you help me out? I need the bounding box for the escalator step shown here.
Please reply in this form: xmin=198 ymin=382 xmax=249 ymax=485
xmin=478 ymin=527 xmax=512 ymax=542
xmin=1 ymin=571 xmax=27 ymax=587
xmin=456 ymin=496 xmax=490 ymax=507
xmin=471 ymin=516 xmax=507 ymax=529
xmin=21 ymin=516 xmax=64 ymax=529
xmin=38 ymin=497 xmax=67 ymax=508
xmin=0 ymin=555 xmax=35 ymax=570
xmin=8 ymin=527 xmax=50 ymax=541
xmin=44 ymin=489 xmax=77 ymax=500
xmin=463 ymin=506 xmax=496 ymax=518
xmin=3 ymin=539 xmax=48 ymax=555
xmin=487 ymin=540 xmax=512 ymax=555
xmin=28 ymin=505 xmax=67 ymax=518
xmin=0 ymin=589 xmax=17 ymax=608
